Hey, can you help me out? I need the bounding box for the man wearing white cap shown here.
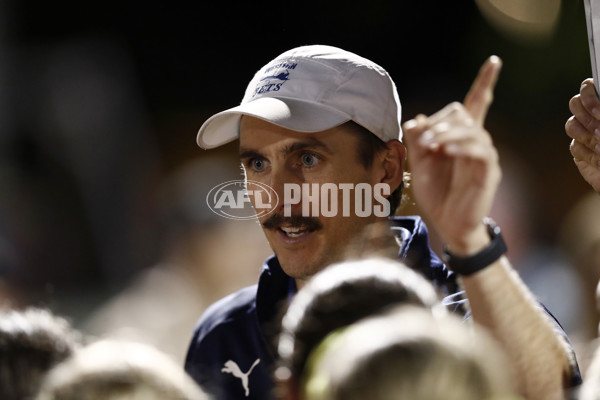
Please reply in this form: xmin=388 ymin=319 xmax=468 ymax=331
xmin=186 ymin=45 xmax=579 ymax=400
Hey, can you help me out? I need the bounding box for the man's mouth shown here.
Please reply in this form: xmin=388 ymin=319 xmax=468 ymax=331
xmin=262 ymin=214 xmax=322 ymax=240
xmin=280 ymin=225 xmax=310 ymax=238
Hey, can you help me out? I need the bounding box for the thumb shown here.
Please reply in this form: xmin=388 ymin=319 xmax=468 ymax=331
xmin=463 ymin=55 xmax=503 ymax=125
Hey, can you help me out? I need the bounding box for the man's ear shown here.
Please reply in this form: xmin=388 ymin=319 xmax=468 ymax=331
xmin=378 ymin=140 xmax=406 ymax=190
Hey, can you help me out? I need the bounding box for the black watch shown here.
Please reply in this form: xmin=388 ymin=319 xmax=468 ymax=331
xmin=441 ymin=217 xmax=507 ymax=276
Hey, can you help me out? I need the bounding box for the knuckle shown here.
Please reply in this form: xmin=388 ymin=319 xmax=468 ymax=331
xmin=569 ymin=95 xmax=580 ymax=113
xmin=432 ymin=121 xmax=450 ymax=133
xmin=570 ymin=139 xmax=598 ymax=166
xmin=582 ymin=78 xmax=593 ymax=87
xmin=569 ymin=139 xmax=584 ymax=159
xmin=569 ymin=93 xmax=580 ymax=105
xmin=569 ymin=139 xmax=576 ymax=153
xmin=565 ymin=116 xmax=574 ymax=132
xmin=580 ymin=111 xmax=595 ymax=132
xmin=565 ymin=117 xmax=586 ymax=143
xmin=448 ymin=102 xmax=463 ymax=112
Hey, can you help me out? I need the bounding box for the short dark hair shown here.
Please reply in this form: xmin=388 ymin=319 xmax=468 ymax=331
xmin=344 ymin=121 xmax=405 ymax=215
xmin=0 ymin=307 xmax=83 ymax=400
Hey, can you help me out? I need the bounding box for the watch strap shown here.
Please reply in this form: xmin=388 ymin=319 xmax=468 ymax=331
xmin=441 ymin=217 xmax=507 ymax=276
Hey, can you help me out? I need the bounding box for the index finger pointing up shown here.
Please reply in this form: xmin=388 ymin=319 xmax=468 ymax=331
xmin=463 ymin=55 xmax=503 ymax=125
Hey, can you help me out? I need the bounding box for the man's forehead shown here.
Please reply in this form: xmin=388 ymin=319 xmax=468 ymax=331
xmin=240 ymin=119 xmax=304 ymax=156
xmin=240 ymin=136 xmax=336 ymax=159
xmin=239 ymin=115 xmax=306 ymax=137
xmin=240 ymin=115 xmax=359 ymax=139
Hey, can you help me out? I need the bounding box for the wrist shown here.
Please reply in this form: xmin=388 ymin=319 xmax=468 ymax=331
xmin=442 ymin=217 xmax=507 ymax=276
xmin=443 ymin=224 xmax=490 ymax=256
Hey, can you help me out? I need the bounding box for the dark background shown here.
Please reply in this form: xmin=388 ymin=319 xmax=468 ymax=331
xmin=0 ymin=1 xmax=594 ymax=322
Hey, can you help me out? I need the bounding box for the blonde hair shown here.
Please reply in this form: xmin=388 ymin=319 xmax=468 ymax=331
xmin=302 ymin=305 xmax=519 ymax=400
xmin=35 ymin=339 xmax=208 ymax=400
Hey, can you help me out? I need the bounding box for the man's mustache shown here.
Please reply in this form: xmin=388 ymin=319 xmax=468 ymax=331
xmin=262 ymin=213 xmax=323 ymax=231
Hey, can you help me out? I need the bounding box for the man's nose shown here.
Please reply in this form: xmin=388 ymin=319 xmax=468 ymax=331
xmin=269 ymin=167 xmax=303 ymax=215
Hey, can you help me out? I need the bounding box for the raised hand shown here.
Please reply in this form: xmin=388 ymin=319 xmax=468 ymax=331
xmin=566 ymin=78 xmax=600 ymax=192
xmin=402 ymin=56 xmax=503 ymax=254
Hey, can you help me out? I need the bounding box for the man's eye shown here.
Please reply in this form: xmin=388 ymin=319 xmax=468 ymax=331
xmin=301 ymin=153 xmax=320 ymax=167
xmin=251 ymin=159 xmax=268 ymax=171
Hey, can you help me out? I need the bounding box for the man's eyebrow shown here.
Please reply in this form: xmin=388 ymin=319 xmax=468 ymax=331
xmin=239 ymin=148 xmax=265 ymax=160
xmin=280 ymin=138 xmax=332 ymax=156
xmin=239 ymin=138 xmax=333 ymax=160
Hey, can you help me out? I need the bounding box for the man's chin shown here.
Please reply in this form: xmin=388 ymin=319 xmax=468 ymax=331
xmin=276 ymin=249 xmax=345 ymax=280
xmin=277 ymin=257 xmax=323 ymax=280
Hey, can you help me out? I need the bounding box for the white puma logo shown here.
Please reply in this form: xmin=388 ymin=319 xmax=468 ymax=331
xmin=221 ymin=358 xmax=261 ymax=397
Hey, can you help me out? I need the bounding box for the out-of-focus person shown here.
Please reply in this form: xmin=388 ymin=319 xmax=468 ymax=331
xmin=565 ymin=78 xmax=600 ymax=193
xmin=490 ymin=149 xmax=586 ymax=340
xmin=300 ymin=305 xmax=519 ymax=400
xmin=0 ymin=307 xmax=84 ymax=400
xmin=579 ymin=339 xmax=600 ymax=400
xmin=35 ymin=338 xmax=210 ymax=400
xmin=558 ymin=190 xmax=600 ymax=374
xmin=274 ymin=257 xmax=445 ymax=400
xmin=563 ymin=78 xmax=600 ymax=374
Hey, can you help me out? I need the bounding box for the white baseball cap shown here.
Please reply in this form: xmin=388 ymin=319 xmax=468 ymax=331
xmin=196 ymin=45 xmax=403 ymax=149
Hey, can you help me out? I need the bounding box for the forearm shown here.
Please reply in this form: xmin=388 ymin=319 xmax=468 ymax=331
xmin=403 ymin=57 xmax=575 ymax=399
xmin=461 ymin=256 xmax=572 ymax=400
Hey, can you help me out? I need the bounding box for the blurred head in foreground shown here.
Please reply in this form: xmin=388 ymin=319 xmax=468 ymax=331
xmin=0 ymin=307 xmax=83 ymax=400
xmin=35 ymin=339 xmax=209 ymax=400
xmin=302 ymin=305 xmax=518 ymax=400
xmin=275 ymin=258 xmax=444 ymax=399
